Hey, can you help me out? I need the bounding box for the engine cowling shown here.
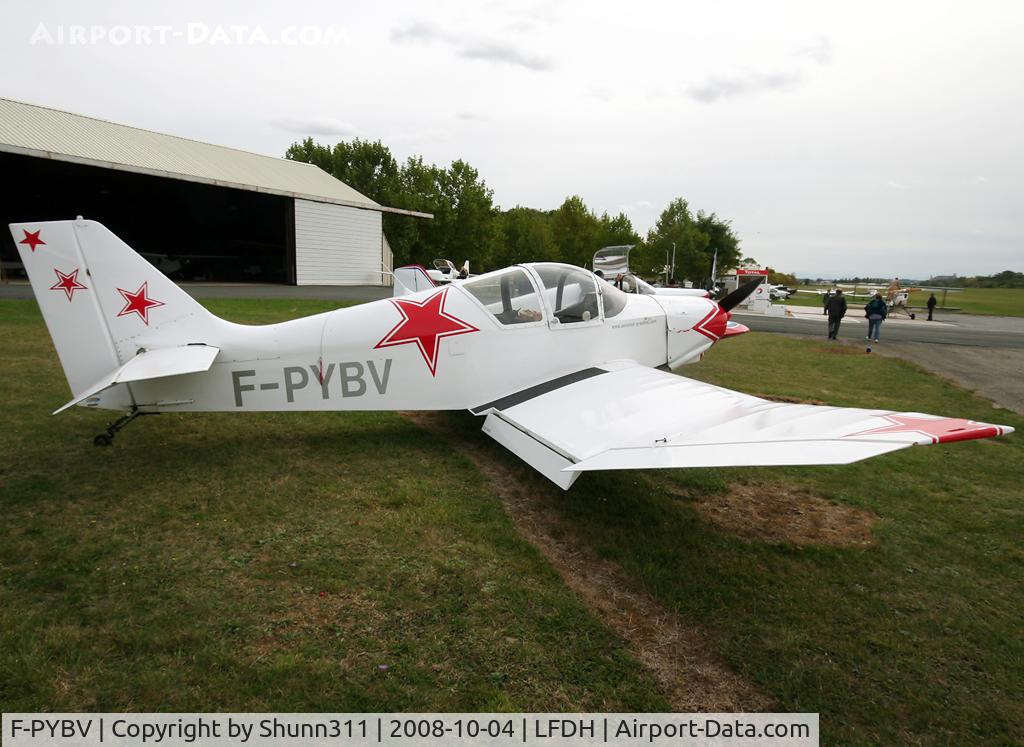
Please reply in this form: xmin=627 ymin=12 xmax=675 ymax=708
xmin=652 ymin=296 xmax=738 ymax=368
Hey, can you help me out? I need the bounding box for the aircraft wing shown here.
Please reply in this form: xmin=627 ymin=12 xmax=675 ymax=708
xmin=470 ymin=360 xmax=1013 ymax=489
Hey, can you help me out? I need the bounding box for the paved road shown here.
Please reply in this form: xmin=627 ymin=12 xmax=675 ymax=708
xmin=733 ymin=310 xmax=1024 ymax=414
xmin=734 ymin=310 xmax=1024 ymax=348
xmin=868 ymin=342 xmax=1024 ymax=415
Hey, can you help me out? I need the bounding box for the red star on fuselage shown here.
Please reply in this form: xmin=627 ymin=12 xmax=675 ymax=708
xmin=19 ymin=229 xmax=46 ymax=252
xmin=846 ymin=414 xmax=1004 ymax=444
xmin=374 ymin=287 xmax=478 ymax=375
xmin=49 ymin=268 xmax=88 ymax=301
xmin=116 ymin=282 xmax=165 ymax=325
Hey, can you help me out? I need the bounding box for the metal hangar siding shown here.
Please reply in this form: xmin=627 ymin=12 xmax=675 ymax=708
xmin=294 ymin=199 xmax=383 ymax=285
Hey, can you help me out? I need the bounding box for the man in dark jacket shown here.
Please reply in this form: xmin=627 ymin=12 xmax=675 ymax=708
xmin=825 ymin=289 xmax=847 ymax=339
xmin=822 ymin=289 xmax=832 ymax=315
xmin=927 ymin=293 xmax=937 ymax=321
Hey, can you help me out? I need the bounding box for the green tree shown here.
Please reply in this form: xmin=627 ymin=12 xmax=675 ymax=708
xmin=284 ymin=137 xmax=333 ymax=174
xmin=767 ymin=269 xmax=798 ymax=286
xmin=551 ymin=196 xmax=602 ymax=267
xmin=597 ymin=211 xmax=639 ymax=249
xmin=694 ymin=210 xmax=741 ymax=281
xmin=495 ymin=207 xmax=556 ymax=267
xmin=390 ymin=156 xmax=445 ymax=266
xmin=434 ymin=159 xmax=499 ymax=269
xmin=286 ymin=139 xmax=498 ymax=268
xmin=286 ymin=137 xmax=401 ymax=203
xmin=634 ymin=198 xmax=709 ymax=283
xmin=385 ymin=157 xmax=498 ymax=268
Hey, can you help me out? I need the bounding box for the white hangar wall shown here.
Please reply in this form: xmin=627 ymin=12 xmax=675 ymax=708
xmin=294 ymin=199 xmax=385 ymax=286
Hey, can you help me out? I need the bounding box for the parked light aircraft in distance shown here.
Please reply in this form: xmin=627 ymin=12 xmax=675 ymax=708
xmin=768 ymin=285 xmax=797 ymax=301
xmin=592 ymin=245 xmax=711 ymax=298
xmin=427 ymin=258 xmax=471 ymax=284
xmin=11 ymin=219 xmax=1013 ymax=490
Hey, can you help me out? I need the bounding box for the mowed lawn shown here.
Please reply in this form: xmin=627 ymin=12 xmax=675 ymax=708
xmin=2 ymin=298 xmax=1022 ymax=744
xmin=787 ymin=286 xmax=1024 ymax=317
xmin=0 ymin=298 xmax=666 ymax=712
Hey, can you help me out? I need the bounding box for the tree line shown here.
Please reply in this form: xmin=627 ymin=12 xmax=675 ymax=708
xmin=926 ymin=271 xmax=1024 ymax=288
xmin=285 ymin=137 xmax=743 ymax=283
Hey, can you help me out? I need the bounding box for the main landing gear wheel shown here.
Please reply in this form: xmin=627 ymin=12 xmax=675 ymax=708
xmin=93 ymin=434 xmax=113 ymax=447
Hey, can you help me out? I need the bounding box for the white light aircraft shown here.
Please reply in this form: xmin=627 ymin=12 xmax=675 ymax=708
xmin=11 ymin=219 xmax=1013 ymax=490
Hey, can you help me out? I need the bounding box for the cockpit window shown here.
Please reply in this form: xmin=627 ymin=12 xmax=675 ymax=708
xmin=599 ymin=279 xmax=628 ymax=317
xmin=636 ymin=277 xmax=658 ymax=295
xmin=461 ymin=268 xmax=544 ymax=325
xmin=533 ymin=264 xmax=600 ymax=324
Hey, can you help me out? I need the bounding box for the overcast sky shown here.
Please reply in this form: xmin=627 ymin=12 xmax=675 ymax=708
xmin=2 ymin=0 xmax=1022 ymax=278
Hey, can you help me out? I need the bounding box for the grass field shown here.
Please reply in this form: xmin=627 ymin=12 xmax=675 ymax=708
xmin=785 ymin=286 xmax=1024 ymax=317
xmin=1 ymin=298 xmax=1022 ymax=744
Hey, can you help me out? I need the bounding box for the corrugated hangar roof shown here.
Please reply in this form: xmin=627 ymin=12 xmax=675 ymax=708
xmin=0 ymin=97 xmax=429 ymax=217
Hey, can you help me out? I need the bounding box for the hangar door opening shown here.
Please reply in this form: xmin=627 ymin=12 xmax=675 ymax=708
xmin=1 ymin=152 xmax=293 ymax=284
xmin=294 ymin=199 xmax=383 ymax=286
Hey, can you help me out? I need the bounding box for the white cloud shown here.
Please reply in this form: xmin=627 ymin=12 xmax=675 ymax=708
xmin=686 ymin=70 xmax=803 ymax=103
xmin=391 ymin=20 xmax=553 ymax=71
xmin=458 ymin=40 xmax=553 ymax=71
xmin=270 ymin=116 xmax=357 ymax=137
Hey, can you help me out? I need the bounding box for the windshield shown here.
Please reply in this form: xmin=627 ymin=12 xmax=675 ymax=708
xmin=599 ymin=279 xmax=628 ymax=317
xmin=460 ymin=268 xmax=543 ymax=325
xmin=532 ymin=264 xmax=600 ymax=324
xmin=636 ymin=277 xmax=658 ymax=295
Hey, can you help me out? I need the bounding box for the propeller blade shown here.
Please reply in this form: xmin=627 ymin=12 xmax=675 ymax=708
xmin=719 ymin=278 xmax=765 ymax=312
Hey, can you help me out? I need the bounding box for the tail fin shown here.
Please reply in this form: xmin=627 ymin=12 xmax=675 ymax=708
xmin=9 ymin=218 xmax=214 ymax=399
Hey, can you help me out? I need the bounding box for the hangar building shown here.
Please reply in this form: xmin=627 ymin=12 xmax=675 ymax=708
xmin=0 ymin=97 xmax=427 ymax=285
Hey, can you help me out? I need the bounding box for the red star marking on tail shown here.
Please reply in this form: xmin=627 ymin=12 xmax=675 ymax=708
xmin=846 ymin=414 xmax=1003 ymax=444
xmin=19 ymin=229 xmax=46 ymax=252
xmin=374 ymin=287 xmax=478 ymax=375
xmin=116 ymin=282 xmax=165 ymax=325
xmin=49 ymin=268 xmax=88 ymax=301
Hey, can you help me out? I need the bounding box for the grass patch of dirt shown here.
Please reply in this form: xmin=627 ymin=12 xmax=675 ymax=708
xmin=686 ymin=482 xmax=878 ymax=547
xmin=401 ymin=411 xmax=772 ymax=712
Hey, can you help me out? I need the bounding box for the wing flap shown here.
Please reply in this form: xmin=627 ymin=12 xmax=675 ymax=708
xmin=481 ymin=412 xmax=580 ymax=489
xmin=54 ymin=344 xmax=220 ymax=414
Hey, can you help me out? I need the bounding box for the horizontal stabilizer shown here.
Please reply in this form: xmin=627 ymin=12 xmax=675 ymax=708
xmin=54 ymin=344 xmax=219 ymax=414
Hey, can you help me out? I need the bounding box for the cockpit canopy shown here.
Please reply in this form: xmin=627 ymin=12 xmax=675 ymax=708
xmin=458 ymin=263 xmax=629 ymax=326
xmin=531 ymin=263 xmax=600 ymax=323
xmin=460 ymin=268 xmax=543 ymax=325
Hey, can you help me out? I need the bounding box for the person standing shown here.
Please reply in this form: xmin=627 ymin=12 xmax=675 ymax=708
xmin=822 ymin=289 xmax=832 ymax=315
xmin=927 ymin=293 xmax=937 ymax=321
xmin=865 ymin=292 xmax=888 ymax=342
xmin=825 ymin=289 xmax=847 ymax=339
